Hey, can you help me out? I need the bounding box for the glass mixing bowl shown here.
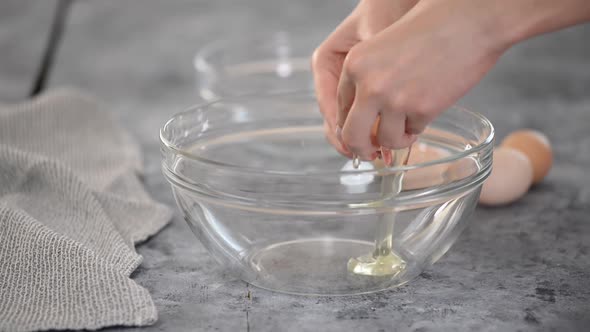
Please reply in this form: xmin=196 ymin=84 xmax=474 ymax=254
xmin=194 ymin=31 xmax=319 ymax=101
xmin=160 ymin=92 xmax=494 ymax=295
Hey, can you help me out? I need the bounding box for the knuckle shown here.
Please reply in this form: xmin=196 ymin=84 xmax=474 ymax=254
xmin=412 ymin=98 xmax=437 ymax=117
xmin=311 ymin=46 xmax=326 ymax=71
xmin=389 ymin=89 xmax=412 ymax=111
xmin=362 ymin=76 xmax=388 ymax=98
xmin=389 ymin=90 xmax=437 ymax=117
xmin=343 ymin=46 xmax=367 ymax=78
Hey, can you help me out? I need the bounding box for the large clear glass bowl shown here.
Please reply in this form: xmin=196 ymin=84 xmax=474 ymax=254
xmin=160 ymin=92 xmax=494 ymax=295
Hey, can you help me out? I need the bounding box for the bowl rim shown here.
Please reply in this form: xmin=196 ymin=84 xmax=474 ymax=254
xmin=160 ymin=91 xmax=495 ymax=178
xmin=193 ymin=31 xmax=322 ymax=75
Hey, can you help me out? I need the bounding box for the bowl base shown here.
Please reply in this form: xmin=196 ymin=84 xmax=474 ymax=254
xmin=244 ymin=237 xmax=414 ymax=296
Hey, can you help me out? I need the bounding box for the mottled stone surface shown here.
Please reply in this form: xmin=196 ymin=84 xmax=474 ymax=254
xmin=0 ymin=0 xmax=57 ymax=101
xmin=45 ymin=0 xmax=590 ymax=331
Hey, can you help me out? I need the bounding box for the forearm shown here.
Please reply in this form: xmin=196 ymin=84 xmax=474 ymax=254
xmin=414 ymin=0 xmax=590 ymax=53
xmin=483 ymin=0 xmax=590 ymax=48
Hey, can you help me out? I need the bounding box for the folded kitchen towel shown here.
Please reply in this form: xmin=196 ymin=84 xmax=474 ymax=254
xmin=0 ymin=89 xmax=172 ymax=331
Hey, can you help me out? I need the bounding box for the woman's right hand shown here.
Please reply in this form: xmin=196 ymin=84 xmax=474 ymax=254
xmin=333 ymin=0 xmax=509 ymax=160
xmin=311 ymin=0 xmax=419 ymax=157
xmin=315 ymin=0 xmax=590 ymax=161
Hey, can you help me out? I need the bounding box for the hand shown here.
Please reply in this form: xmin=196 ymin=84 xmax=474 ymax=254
xmin=311 ymin=0 xmax=419 ymax=158
xmin=335 ymin=0 xmax=509 ymax=160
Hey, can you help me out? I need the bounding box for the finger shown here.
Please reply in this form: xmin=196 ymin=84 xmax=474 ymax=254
xmin=312 ymin=17 xmax=359 ymax=131
xmin=336 ymin=69 xmax=356 ymax=131
xmin=341 ymin=92 xmax=380 ymax=160
xmin=313 ymin=56 xmax=341 ymax=130
xmin=324 ymin=120 xmax=352 ymax=157
xmin=312 ymin=55 xmax=341 ymax=131
xmin=405 ymin=112 xmax=430 ymax=135
xmin=377 ymin=111 xmax=417 ymax=149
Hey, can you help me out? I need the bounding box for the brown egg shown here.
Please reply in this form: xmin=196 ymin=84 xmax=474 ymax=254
xmin=479 ymin=147 xmax=533 ymax=206
xmin=501 ymin=129 xmax=552 ymax=184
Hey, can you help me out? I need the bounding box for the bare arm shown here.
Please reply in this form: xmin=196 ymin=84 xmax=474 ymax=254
xmin=314 ymin=0 xmax=590 ymax=159
xmin=492 ymin=0 xmax=590 ymax=46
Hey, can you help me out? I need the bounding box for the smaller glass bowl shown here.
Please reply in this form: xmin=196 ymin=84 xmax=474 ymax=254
xmin=160 ymin=92 xmax=494 ymax=296
xmin=194 ymin=31 xmax=320 ymax=101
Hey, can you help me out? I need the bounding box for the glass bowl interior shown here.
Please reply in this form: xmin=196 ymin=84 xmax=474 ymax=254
xmin=160 ymin=92 xmax=494 ymax=295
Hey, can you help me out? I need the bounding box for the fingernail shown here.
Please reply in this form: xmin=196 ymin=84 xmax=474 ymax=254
xmin=341 ymin=143 xmax=350 ymax=154
xmin=335 ymin=125 xmax=350 ymax=153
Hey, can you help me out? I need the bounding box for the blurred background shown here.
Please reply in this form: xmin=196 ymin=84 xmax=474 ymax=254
xmin=3 ymin=0 xmax=589 ymax=145
xmin=3 ymin=0 xmax=589 ymax=138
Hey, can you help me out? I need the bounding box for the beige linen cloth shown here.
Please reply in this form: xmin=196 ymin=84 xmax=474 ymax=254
xmin=0 ymin=89 xmax=171 ymax=331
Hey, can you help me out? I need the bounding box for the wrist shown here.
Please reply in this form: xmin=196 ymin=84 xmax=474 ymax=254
xmin=472 ymin=0 xmax=590 ymax=50
xmin=411 ymin=0 xmax=515 ymax=55
xmin=480 ymin=0 xmax=540 ymax=49
xmin=451 ymin=0 xmax=521 ymax=53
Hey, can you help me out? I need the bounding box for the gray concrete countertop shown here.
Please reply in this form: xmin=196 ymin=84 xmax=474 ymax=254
xmin=0 ymin=0 xmax=56 ymax=102
xmin=4 ymin=0 xmax=589 ymax=331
